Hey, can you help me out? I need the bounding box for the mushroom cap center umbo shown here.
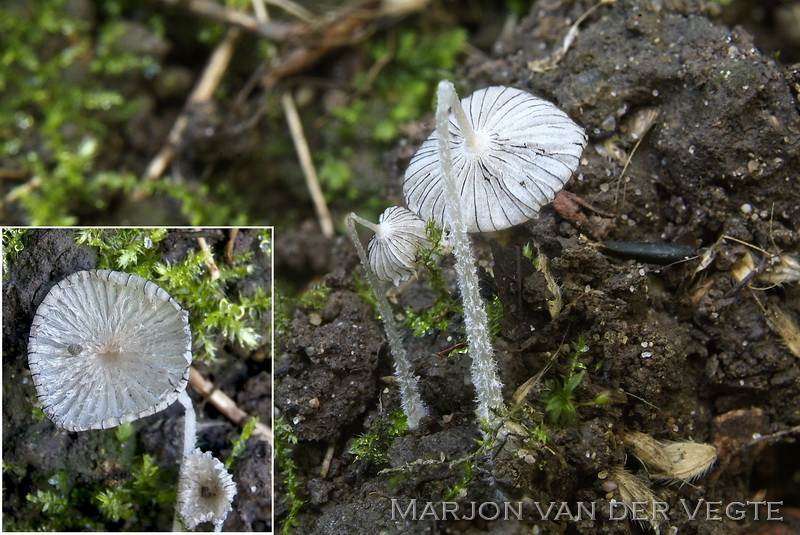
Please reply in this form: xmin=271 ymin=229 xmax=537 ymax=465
xmin=461 ymin=128 xmax=493 ymax=156
xmin=27 ymin=269 xmax=192 ymax=432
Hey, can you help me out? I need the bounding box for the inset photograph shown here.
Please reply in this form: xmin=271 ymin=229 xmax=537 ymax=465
xmin=2 ymin=227 xmax=273 ymax=531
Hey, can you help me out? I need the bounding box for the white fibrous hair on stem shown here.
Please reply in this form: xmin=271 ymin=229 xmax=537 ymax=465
xmin=176 ymin=449 xmax=237 ymax=530
xmin=433 ymin=81 xmax=505 ymax=425
xmin=27 ymin=269 xmax=192 ymax=432
xmin=366 ymin=206 xmax=430 ymax=286
xmin=405 ymin=85 xmax=587 ymax=234
xmin=347 ymin=212 xmax=429 ymax=429
xmin=402 ymin=81 xmax=587 ymax=426
xmin=178 ymin=390 xmax=197 ymax=459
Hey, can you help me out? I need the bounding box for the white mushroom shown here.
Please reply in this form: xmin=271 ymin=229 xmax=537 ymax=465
xmin=401 ymin=82 xmax=586 ymax=425
xmin=346 ymin=211 xmax=429 ymax=429
xmin=176 ymin=449 xmax=237 ymax=531
xmin=27 ymin=269 xmax=192 ymax=432
xmin=362 ymin=206 xmax=430 ymax=286
xmin=404 ymin=85 xmax=587 ymax=233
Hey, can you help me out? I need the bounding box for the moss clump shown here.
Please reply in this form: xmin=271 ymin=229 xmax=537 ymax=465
xmin=14 ymin=455 xmax=175 ymax=531
xmin=348 ymin=410 xmax=408 ymax=465
xmin=275 ymin=417 xmax=304 ymax=535
xmin=76 ymin=228 xmax=272 ymax=360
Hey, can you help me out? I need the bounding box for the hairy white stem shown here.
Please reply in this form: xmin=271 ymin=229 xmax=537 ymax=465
xmin=347 ymin=213 xmax=429 ymax=429
xmin=436 ymin=81 xmax=505 ymax=425
xmin=349 ymin=213 xmax=383 ymax=236
xmin=178 ymin=390 xmax=197 ymax=459
xmin=173 ymin=391 xmax=198 ymax=531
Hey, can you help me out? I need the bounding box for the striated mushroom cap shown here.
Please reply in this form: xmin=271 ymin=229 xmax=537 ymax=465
xmin=27 ymin=269 xmax=192 ymax=432
xmin=404 ymin=85 xmax=587 ymax=233
xmin=177 ymin=449 xmax=237 ymax=530
xmin=367 ymin=206 xmax=430 ymax=286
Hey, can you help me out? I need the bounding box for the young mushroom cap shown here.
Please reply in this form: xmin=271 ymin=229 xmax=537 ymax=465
xmin=404 ymin=85 xmax=588 ymax=233
xmin=27 ymin=269 xmax=192 ymax=432
xmin=367 ymin=206 xmax=431 ymax=286
xmin=177 ymin=449 xmax=237 ymax=530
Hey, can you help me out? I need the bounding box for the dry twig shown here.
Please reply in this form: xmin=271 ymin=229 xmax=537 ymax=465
xmin=196 ymin=236 xmax=221 ymax=281
xmin=135 ymin=27 xmax=241 ymax=197
xmin=224 ymin=228 xmax=239 ymax=265
xmin=252 ymin=0 xmax=334 ymax=238
xmin=156 ymin=0 xmax=293 ymax=40
xmin=189 ymin=366 xmax=273 ymax=445
xmin=281 ymin=92 xmax=335 ymax=238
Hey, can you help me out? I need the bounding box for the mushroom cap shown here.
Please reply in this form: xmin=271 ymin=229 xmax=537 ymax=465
xmin=367 ymin=206 xmax=430 ymax=285
xmin=177 ymin=449 xmax=237 ymax=530
xmin=27 ymin=269 xmax=192 ymax=432
xmin=404 ymin=85 xmax=588 ymax=233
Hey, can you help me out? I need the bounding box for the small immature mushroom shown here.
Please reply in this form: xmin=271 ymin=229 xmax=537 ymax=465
xmin=176 ymin=449 xmax=237 ymax=531
xmin=352 ymin=205 xmax=430 ymax=286
xmin=346 ymin=211 xmax=429 ymax=429
xmin=28 ymin=269 xmax=192 ymax=431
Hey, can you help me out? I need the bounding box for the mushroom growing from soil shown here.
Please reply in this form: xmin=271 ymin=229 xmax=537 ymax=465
xmin=403 ymin=82 xmax=586 ymax=424
xmin=176 ymin=448 xmax=237 ymax=531
xmin=353 ymin=205 xmax=431 ymax=286
xmin=28 ymin=269 xmax=204 ymax=524
xmin=347 ymin=208 xmax=429 ymax=429
xmin=28 ymin=269 xmax=193 ymax=432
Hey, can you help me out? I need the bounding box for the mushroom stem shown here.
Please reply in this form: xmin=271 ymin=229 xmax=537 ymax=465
xmin=348 ymin=212 xmax=384 ymax=237
xmin=178 ymin=390 xmax=197 ymax=459
xmin=435 ymin=80 xmax=505 ymax=425
xmin=347 ymin=213 xmax=429 ymax=430
xmin=442 ymin=82 xmax=477 ymax=147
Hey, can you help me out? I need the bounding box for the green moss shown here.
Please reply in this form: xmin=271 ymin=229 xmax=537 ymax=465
xmin=1 ymin=1 xmax=142 ymax=224
xmin=1 ymin=228 xmax=29 ymax=274
xmin=14 ymin=454 xmax=174 ymax=532
xmin=275 ymin=417 xmax=304 ymax=535
xmin=335 ymin=27 xmax=467 ymax=144
xmin=76 ymin=228 xmax=167 ymax=275
xmin=541 ymin=336 xmax=610 ymax=426
xmin=348 ymin=410 xmax=408 ymax=465
xmin=401 ymin=222 xmax=462 ymax=339
xmin=76 ymin=228 xmax=272 ymax=360
xmin=298 ymin=282 xmax=332 ymax=311
xmin=0 ymin=0 xmax=245 ymax=225
xmin=224 ymin=416 xmax=259 ymax=470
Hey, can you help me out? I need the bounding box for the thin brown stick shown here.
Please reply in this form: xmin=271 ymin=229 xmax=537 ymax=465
xmin=528 ymin=0 xmax=614 ymax=72
xmin=224 ymin=228 xmax=239 ymax=265
xmin=257 ymin=10 xmax=376 ymax=90
xmin=261 ymin=0 xmax=314 ymax=21
xmin=2 ymin=176 xmax=42 ymax=211
xmin=189 ymin=366 xmax=273 ymax=445
xmin=135 ymin=28 xmax=241 ymax=198
xmin=0 ymin=168 xmax=28 ymax=180
xmin=156 ymin=0 xmax=292 ymax=41
xmin=196 ymin=236 xmax=221 ymax=281
xmin=281 ymin=92 xmax=335 ymax=238
xmin=251 ymin=0 xmax=333 ymax=238
xmin=320 ymin=442 xmax=335 ymax=478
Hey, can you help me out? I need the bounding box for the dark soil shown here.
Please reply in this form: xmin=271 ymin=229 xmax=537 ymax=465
xmin=2 ymin=228 xmax=272 ymax=531
xmin=275 ymin=1 xmax=800 ymax=534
